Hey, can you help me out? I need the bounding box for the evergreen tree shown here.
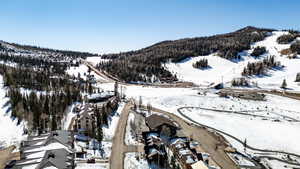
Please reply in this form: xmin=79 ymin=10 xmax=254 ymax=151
xmin=51 ymin=115 xmax=57 ymax=131
xmin=281 ymin=79 xmax=287 ymax=89
xmin=296 ymin=73 xmax=300 ymax=82
xmin=97 ymin=127 xmax=103 ymax=143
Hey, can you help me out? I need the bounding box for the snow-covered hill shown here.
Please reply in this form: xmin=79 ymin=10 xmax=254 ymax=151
xmin=165 ymin=31 xmax=300 ymax=91
xmin=0 ymin=75 xmax=26 ymax=149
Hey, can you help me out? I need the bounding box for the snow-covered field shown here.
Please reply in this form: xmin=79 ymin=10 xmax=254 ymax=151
xmin=0 ymin=75 xmax=26 ymax=149
xmin=165 ymin=31 xmax=300 ymax=91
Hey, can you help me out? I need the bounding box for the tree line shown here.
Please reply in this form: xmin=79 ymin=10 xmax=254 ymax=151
xmin=242 ymin=56 xmax=282 ymax=76
xmin=97 ymin=26 xmax=273 ymax=83
xmin=192 ymin=59 xmax=209 ymax=69
xmin=251 ymin=46 xmax=266 ymax=58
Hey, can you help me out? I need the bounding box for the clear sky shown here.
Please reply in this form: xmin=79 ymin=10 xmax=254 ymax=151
xmin=0 ymin=0 xmax=299 ymax=54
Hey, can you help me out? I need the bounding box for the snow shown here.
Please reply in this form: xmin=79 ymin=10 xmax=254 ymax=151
xmin=97 ymin=82 xmax=300 ymax=165
xmin=66 ymin=64 xmax=89 ymax=80
xmin=88 ymin=31 xmax=300 ymax=168
xmin=86 ymin=56 xmax=110 ymax=66
xmin=228 ymin=153 xmax=255 ymax=167
xmin=266 ymin=159 xmax=300 ymax=169
xmin=66 ymin=64 xmax=107 ymax=82
xmin=24 ymin=142 xmax=70 ymax=153
xmin=75 ymin=163 xmax=108 ymax=169
xmin=101 ymin=141 xmax=112 ymax=158
xmin=102 ymin=102 xmax=125 ymax=140
xmin=165 ymin=31 xmax=300 ymax=91
xmin=87 ymin=91 xmax=114 ymax=100
xmin=61 ymin=103 xmax=78 ymax=130
xmin=162 ymin=94 xmax=300 ymax=155
xmin=0 ymin=75 xmax=26 ymax=149
xmin=43 ymin=167 xmax=58 ymax=169
xmin=21 ymin=164 xmax=38 ymax=169
xmin=124 ymin=153 xmax=150 ymax=169
xmin=125 ymin=113 xmax=139 ymax=145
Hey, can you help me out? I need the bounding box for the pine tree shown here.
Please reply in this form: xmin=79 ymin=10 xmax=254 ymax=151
xmin=51 ymin=115 xmax=57 ymax=131
xmin=281 ymin=79 xmax=287 ymax=89
xmin=97 ymin=127 xmax=103 ymax=143
xmin=296 ymin=73 xmax=300 ymax=82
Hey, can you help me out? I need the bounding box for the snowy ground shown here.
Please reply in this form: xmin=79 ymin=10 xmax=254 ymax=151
xmin=102 ymin=102 xmax=125 ymax=140
xmin=165 ymin=31 xmax=300 ymax=91
xmin=75 ymin=163 xmax=108 ymax=169
xmin=0 ymin=75 xmax=26 ymax=149
xmin=61 ymin=103 xmax=78 ymax=130
xmin=125 ymin=113 xmax=139 ymax=145
xmin=124 ymin=153 xmax=150 ymax=169
xmin=97 ymin=83 xmax=300 ymax=168
xmin=66 ymin=64 xmax=107 ymax=82
xmin=74 ymin=102 xmax=125 ymax=160
xmin=86 ymin=56 xmax=110 ymax=66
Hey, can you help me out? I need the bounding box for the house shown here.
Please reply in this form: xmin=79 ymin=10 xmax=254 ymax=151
xmin=86 ymin=91 xmax=114 ymax=103
xmin=11 ymin=130 xmax=75 ymax=169
xmin=167 ymin=137 xmax=207 ymax=169
xmin=73 ymin=97 xmax=118 ymax=136
xmin=145 ymin=114 xmax=179 ymax=137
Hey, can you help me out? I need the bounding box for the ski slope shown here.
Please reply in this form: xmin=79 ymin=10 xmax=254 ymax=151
xmin=165 ymin=31 xmax=300 ymax=91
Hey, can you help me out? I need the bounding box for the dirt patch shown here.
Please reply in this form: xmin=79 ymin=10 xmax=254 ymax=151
xmin=0 ymin=146 xmax=19 ymax=169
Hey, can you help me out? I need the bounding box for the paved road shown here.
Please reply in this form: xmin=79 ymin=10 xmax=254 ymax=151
xmin=82 ymin=60 xmax=116 ymax=83
xmin=109 ymin=102 xmax=143 ymax=169
xmin=149 ymin=106 xmax=239 ymax=169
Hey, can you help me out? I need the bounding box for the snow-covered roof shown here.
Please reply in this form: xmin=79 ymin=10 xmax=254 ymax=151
xmin=170 ymin=137 xmax=188 ymax=145
xmin=178 ymin=148 xmax=192 ymax=156
xmin=86 ymin=91 xmax=114 ymax=100
xmin=185 ymin=155 xmax=197 ymax=164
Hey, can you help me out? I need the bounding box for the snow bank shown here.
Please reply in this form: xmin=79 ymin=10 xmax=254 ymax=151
xmin=125 ymin=113 xmax=139 ymax=145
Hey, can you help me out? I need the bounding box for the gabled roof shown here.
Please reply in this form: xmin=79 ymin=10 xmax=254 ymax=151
xmin=43 ymin=130 xmax=73 ymax=148
xmin=36 ymin=148 xmax=73 ymax=169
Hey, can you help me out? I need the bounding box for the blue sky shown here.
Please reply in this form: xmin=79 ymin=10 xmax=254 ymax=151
xmin=0 ymin=0 xmax=299 ymax=54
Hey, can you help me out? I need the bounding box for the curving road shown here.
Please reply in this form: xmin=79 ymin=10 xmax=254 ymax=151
xmin=148 ymin=106 xmax=240 ymax=169
xmin=177 ymin=106 xmax=300 ymax=166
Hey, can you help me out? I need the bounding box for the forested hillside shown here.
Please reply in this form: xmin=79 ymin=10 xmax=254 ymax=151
xmin=97 ymin=26 xmax=274 ymax=83
xmin=0 ymin=40 xmax=97 ymax=61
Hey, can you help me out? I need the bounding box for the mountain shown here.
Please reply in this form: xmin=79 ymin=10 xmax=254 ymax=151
xmin=0 ymin=40 xmax=97 ymax=62
xmin=96 ymin=26 xmax=276 ymax=83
